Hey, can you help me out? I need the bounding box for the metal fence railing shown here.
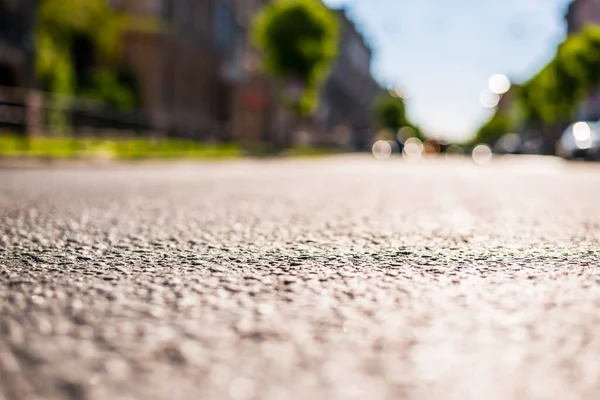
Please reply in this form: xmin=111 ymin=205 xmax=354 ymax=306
xmin=0 ymin=85 xmax=231 ymax=141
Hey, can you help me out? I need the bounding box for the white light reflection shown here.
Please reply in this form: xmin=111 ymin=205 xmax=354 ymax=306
xmin=403 ymin=137 xmax=423 ymax=162
xmin=480 ymin=90 xmax=500 ymax=109
xmin=488 ymin=74 xmax=511 ymax=95
xmin=472 ymin=144 xmax=493 ymax=165
xmin=573 ymin=122 xmax=591 ymax=142
xmin=372 ymin=140 xmax=393 ymax=160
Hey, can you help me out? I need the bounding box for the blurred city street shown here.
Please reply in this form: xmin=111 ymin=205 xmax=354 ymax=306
xmin=1 ymin=155 xmax=600 ymax=400
xmin=4 ymin=0 xmax=600 ymax=399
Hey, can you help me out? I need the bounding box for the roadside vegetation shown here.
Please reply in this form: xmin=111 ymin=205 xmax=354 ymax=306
xmin=0 ymin=135 xmax=348 ymax=160
xmin=474 ymin=25 xmax=600 ymax=150
xmin=0 ymin=135 xmax=242 ymax=160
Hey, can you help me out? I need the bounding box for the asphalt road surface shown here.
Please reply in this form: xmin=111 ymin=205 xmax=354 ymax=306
xmin=1 ymin=155 xmax=600 ymax=400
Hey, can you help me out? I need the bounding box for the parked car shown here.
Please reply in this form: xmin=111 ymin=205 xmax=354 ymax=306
xmin=556 ymin=121 xmax=600 ymax=160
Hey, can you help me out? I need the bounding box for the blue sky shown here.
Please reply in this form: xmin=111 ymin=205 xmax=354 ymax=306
xmin=323 ymin=0 xmax=574 ymax=141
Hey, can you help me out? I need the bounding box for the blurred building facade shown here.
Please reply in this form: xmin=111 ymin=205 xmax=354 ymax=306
xmin=111 ymin=0 xmax=288 ymax=144
xmin=1 ymin=0 xmax=381 ymax=148
xmin=314 ymin=8 xmax=382 ymax=150
xmin=112 ymin=0 xmax=239 ymax=139
xmin=0 ymin=0 xmax=37 ymax=134
xmin=113 ymin=0 xmax=383 ymax=148
xmin=566 ymin=0 xmax=600 ymax=33
xmin=228 ymin=0 xmax=288 ymax=146
xmin=0 ymin=0 xmax=36 ymax=88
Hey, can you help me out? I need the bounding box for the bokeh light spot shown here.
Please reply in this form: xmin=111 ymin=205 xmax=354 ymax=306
xmin=497 ymin=133 xmax=521 ymax=153
xmin=397 ymin=126 xmax=416 ymax=142
xmin=488 ymin=74 xmax=511 ymax=95
xmin=372 ymin=140 xmax=392 ymax=160
xmin=423 ymin=140 xmax=441 ymax=158
xmin=402 ymin=137 xmax=423 ymax=162
xmin=573 ymin=122 xmax=591 ymax=142
xmin=445 ymin=144 xmax=464 ymax=158
xmin=472 ymin=144 xmax=493 ymax=165
xmin=480 ymin=90 xmax=500 ymax=109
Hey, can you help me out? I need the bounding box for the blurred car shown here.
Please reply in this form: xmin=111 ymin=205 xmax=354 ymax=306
xmin=556 ymin=121 xmax=600 ymax=160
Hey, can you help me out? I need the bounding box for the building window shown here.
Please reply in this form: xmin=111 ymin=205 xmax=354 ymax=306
xmin=214 ymin=1 xmax=233 ymax=50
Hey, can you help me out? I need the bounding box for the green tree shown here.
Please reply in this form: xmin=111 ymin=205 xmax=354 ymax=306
xmin=518 ymin=82 xmax=542 ymax=123
xmin=558 ymin=27 xmax=600 ymax=91
xmin=473 ymin=85 xmax=525 ymax=147
xmin=373 ymin=92 xmax=407 ymax=132
xmin=478 ymin=25 xmax=600 ymax=153
xmin=373 ymin=92 xmax=424 ymax=141
xmin=518 ymin=25 xmax=600 ymax=126
xmin=79 ymin=68 xmax=138 ymax=111
xmin=36 ymin=0 xmax=123 ymax=95
xmin=252 ymin=0 xmax=340 ymax=115
xmin=473 ymin=113 xmax=511 ymax=146
xmin=36 ymin=0 xmax=152 ymax=114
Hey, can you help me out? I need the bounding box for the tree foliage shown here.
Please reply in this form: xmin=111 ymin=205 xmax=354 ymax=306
xmin=518 ymin=25 xmax=600 ymax=125
xmin=472 ymin=84 xmax=524 ymax=146
xmin=37 ymin=0 xmax=120 ymax=92
xmin=473 ymin=113 xmax=511 ymax=146
xmin=475 ymin=25 xmax=600 ymax=148
xmin=373 ymin=93 xmax=407 ymax=132
xmin=372 ymin=92 xmax=424 ymax=140
xmin=252 ymin=0 xmax=339 ymax=114
xmin=36 ymin=0 xmax=141 ymax=111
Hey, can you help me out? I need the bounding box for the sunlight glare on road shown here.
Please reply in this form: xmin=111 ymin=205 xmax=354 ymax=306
xmin=472 ymin=144 xmax=493 ymax=165
xmin=372 ymin=140 xmax=393 ymax=160
xmin=488 ymin=74 xmax=511 ymax=95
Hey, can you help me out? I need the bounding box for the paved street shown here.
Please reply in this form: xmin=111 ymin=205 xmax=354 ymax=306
xmin=1 ymin=155 xmax=600 ymax=400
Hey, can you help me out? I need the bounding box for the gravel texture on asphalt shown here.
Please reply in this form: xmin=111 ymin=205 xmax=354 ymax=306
xmin=1 ymin=156 xmax=600 ymax=400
